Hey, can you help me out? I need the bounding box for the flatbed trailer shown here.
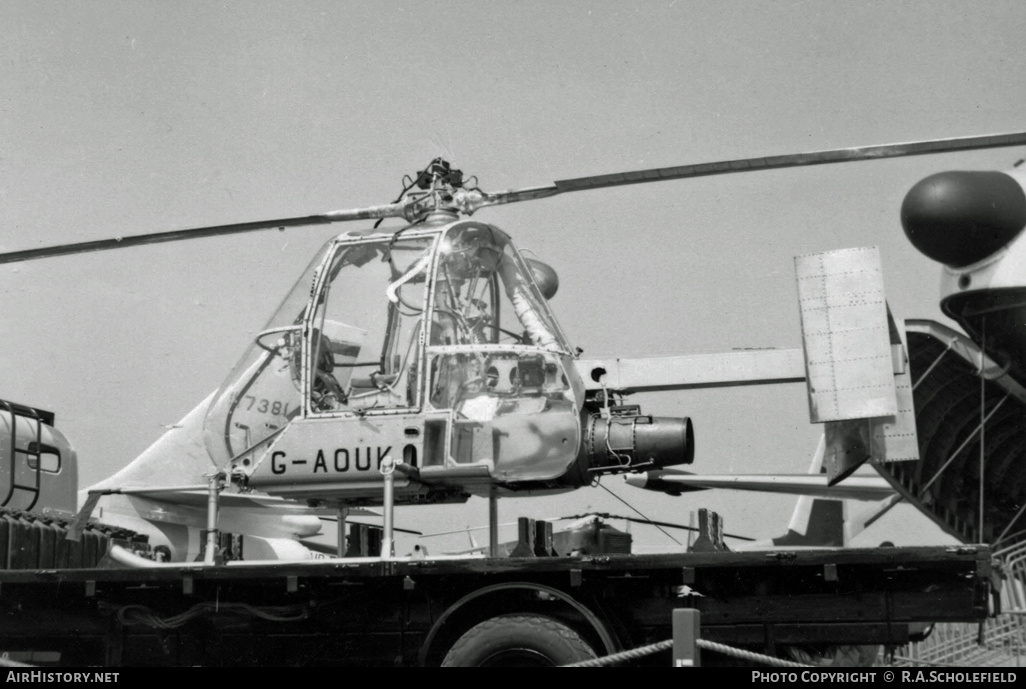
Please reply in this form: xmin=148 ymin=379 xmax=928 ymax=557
xmin=0 ymin=544 xmax=995 ymax=667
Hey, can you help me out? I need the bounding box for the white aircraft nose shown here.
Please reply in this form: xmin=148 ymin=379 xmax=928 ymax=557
xmin=282 ymin=515 xmax=323 ymax=538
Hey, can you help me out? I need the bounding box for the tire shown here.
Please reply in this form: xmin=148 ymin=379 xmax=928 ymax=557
xmin=788 ymin=644 xmax=880 ymax=667
xmin=441 ymin=613 xmax=598 ymax=667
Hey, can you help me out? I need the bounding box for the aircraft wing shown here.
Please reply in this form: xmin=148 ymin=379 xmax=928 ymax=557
xmin=92 ymin=485 xmax=380 ymax=517
xmin=625 ymin=469 xmax=895 ymax=501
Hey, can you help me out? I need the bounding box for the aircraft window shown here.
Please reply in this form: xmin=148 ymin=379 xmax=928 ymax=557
xmin=309 ymin=236 xmax=434 ymax=413
xmin=428 ymin=351 xmax=572 ymax=412
xmin=432 ymin=226 xmax=568 ymax=352
xmin=204 ymin=240 xmax=333 ymax=467
xmin=495 ymin=243 xmax=564 ymax=350
xmin=27 ymin=451 xmax=60 ymax=474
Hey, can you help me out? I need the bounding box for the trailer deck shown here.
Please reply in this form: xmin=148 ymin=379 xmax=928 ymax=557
xmin=0 ymin=543 xmax=995 ymax=666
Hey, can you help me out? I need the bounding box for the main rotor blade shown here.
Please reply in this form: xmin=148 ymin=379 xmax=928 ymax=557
xmin=317 ymin=514 xmax=422 ymax=536
xmin=10 ymin=131 xmax=1024 ymax=264
xmin=557 ymin=512 xmax=755 ymax=541
xmin=556 ymin=132 xmax=1026 ymax=192
xmin=0 ymin=203 xmax=406 ymax=265
xmin=476 ymin=132 xmax=1026 ymax=208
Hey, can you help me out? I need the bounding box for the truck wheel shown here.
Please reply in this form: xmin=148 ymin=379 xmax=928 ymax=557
xmin=788 ymin=644 xmax=880 ymax=667
xmin=441 ymin=614 xmax=598 ymax=667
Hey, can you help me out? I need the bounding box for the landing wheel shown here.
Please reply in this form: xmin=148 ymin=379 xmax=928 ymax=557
xmin=441 ymin=614 xmax=598 ymax=667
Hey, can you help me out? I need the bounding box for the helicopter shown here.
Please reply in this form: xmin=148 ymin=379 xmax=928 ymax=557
xmin=2 ymin=133 xmax=1026 ymax=563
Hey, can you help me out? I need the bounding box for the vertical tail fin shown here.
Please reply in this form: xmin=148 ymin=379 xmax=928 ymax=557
xmin=768 ymin=436 xmax=847 ymax=548
xmin=766 ymin=435 xmax=902 ymax=547
xmin=772 ymin=497 xmax=846 ymax=547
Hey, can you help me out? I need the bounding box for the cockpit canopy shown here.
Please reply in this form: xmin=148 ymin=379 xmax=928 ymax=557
xmin=202 ymin=220 xmax=577 ymax=469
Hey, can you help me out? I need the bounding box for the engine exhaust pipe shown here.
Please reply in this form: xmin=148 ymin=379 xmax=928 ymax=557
xmin=557 ymin=409 xmax=693 ymax=488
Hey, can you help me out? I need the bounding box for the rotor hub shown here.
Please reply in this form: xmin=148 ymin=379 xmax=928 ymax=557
xmin=396 ymin=158 xmax=484 ymax=223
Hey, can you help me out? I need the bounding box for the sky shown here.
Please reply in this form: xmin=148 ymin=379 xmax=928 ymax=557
xmin=2 ymin=1 xmax=1025 ymax=553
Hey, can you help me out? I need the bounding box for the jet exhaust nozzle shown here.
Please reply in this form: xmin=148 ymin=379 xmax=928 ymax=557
xmin=583 ymin=411 xmax=694 ymax=476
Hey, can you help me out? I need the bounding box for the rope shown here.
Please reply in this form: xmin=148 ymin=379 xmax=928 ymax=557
xmin=564 ymin=639 xmax=672 ymax=667
xmin=699 ymin=639 xmax=808 ymax=667
xmin=563 ymin=638 xmax=810 ymax=667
